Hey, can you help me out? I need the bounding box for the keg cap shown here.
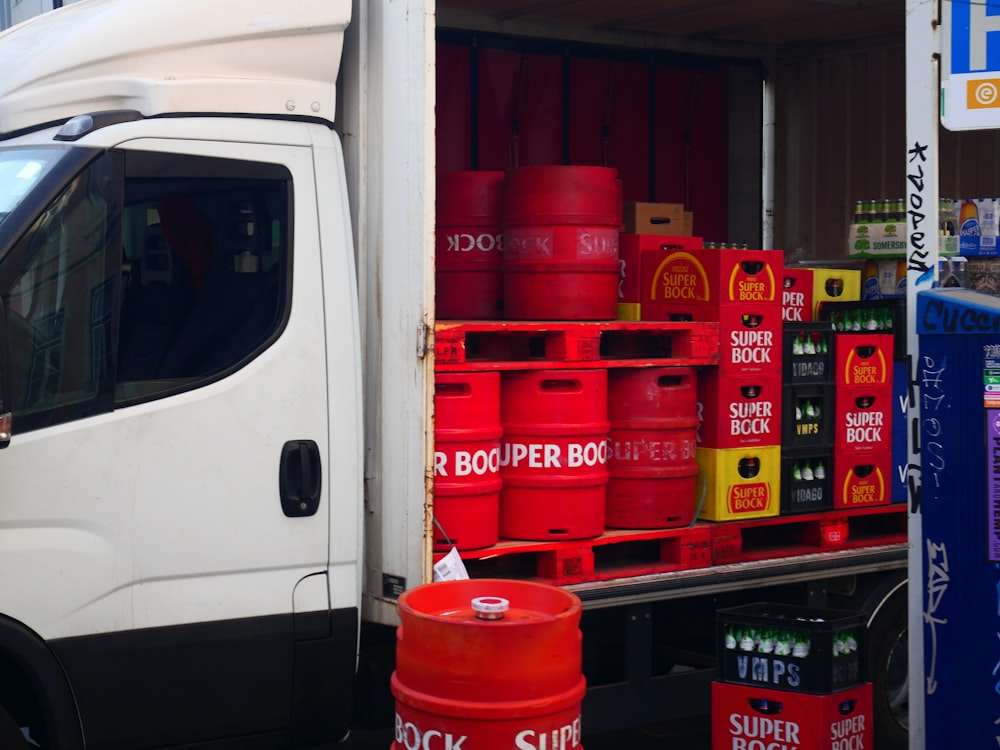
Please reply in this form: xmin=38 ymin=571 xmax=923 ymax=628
xmin=472 ymin=596 xmax=509 ymax=620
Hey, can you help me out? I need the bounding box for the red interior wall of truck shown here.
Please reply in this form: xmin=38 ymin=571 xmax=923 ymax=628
xmin=436 ymin=33 xmax=730 ymax=242
xmin=437 ymin=42 xmax=473 ymax=174
xmin=475 ymin=47 xmax=564 ymax=169
xmin=567 ymin=57 xmax=650 ymax=203
xmin=653 ymin=66 xmax=728 ymax=243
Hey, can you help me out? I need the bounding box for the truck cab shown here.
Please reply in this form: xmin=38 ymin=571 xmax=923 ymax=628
xmin=0 ymin=3 xmax=364 ymax=748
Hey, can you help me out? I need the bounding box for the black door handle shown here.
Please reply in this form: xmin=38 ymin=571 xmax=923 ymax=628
xmin=279 ymin=440 xmax=322 ymax=517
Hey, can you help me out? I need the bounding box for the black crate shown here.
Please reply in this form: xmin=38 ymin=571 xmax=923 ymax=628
xmin=781 ymin=383 xmax=835 ymax=449
xmin=816 ymin=296 xmax=905 ymax=361
xmin=782 ymin=322 xmax=834 ymax=384
xmin=716 ymin=602 xmax=866 ymax=694
xmin=780 ymin=449 xmax=833 ymax=514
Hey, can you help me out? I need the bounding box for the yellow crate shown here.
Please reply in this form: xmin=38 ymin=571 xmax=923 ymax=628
xmin=617 ymin=302 xmax=642 ymax=321
xmin=811 ymin=268 xmax=860 ymax=319
xmin=697 ymin=445 xmax=782 ymax=522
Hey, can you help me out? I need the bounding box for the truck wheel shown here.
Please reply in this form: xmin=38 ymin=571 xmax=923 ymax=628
xmin=867 ymin=583 xmax=908 ymax=750
xmin=0 ymin=706 xmax=31 ymax=750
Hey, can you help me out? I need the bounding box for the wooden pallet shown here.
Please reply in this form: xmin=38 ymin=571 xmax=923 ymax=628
xmin=708 ymin=504 xmax=907 ymax=564
xmin=439 ymin=525 xmax=713 ymax=586
xmin=434 ymin=320 xmax=719 ymax=371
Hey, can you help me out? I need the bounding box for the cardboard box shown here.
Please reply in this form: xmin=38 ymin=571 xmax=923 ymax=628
xmin=848 ymin=222 xmax=906 ymax=256
xmin=622 ymin=201 xmax=690 ymax=236
xmin=833 ymin=332 xmax=893 ymax=388
xmin=833 ymin=450 xmax=892 ymax=509
xmin=697 ymin=445 xmax=781 ymax=522
xmin=849 ymin=222 xmax=959 ymax=257
xmin=617 ymin=233 xmax=703 ymax=320
xmin=698 ymin=372 xmax=782 ymax=449
xmin=641 ymin=246 xmax=784 ymax=312
xmin=834 ymin=386 xmax=893 ymax=455
xmin=711 ymin=682 xmax=873 ymax=749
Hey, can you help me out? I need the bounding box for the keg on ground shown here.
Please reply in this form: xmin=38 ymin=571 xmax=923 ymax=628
xmin=391 ymin=579 xmax=586 ymax=750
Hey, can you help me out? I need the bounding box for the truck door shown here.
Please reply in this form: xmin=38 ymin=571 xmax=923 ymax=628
xmin=0 ymin=135 xmax=350 ymax=747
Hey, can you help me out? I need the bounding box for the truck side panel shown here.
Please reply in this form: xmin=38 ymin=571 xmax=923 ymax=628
xmin=341 ymin=0 xmax=437 ymax=626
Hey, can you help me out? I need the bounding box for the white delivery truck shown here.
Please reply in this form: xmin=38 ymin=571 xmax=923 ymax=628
xmin=0 ymin=2 xmax=912 ymax=749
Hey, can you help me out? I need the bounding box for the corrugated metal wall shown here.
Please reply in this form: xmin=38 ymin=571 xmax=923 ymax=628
xmin=774 ymin=33 xmax=1000 ymax=263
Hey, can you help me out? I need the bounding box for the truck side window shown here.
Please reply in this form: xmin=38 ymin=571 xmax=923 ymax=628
xmin=1 ymin=157 xmax=118 ymax=429
xmin=0 ymin=150 xmax=291 ymax=432
xmin=115 ymin=153 xmax=291 ymax=403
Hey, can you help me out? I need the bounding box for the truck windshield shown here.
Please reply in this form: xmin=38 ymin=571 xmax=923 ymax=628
xmin=0 ymin=148 xmax=63 ymax=225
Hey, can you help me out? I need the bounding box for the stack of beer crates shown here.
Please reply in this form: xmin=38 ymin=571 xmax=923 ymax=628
xmin=712 ymin=602 xmax=874 ymax=749
xmin=817 ymin=299 xmax=901 ymax=508
xmin=780 ymin=321 xmax=836 ymax=514
xmin=638 ymin=244 xmax=786 ymax=522
xmin=782 ymin=265 xmax=899 ymax=514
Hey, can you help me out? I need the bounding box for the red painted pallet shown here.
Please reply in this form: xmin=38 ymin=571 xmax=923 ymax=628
xmin=438 ymin=525 xmax=713 ymax=586
xmin=708 ymin=504 xmax=907 ymax=565
xmin=434 ymin=320 xmax=719 ymax=371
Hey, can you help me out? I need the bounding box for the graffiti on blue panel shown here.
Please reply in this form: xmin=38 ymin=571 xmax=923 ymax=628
xmin=921 ymin=356 xmax=948 ymax=491
xmin=921 ymin=298 xmax=1000 ymax=334
xmin=900 ymin=356 xmax=923 ymax=514
xmin=925 ymin=539 xmax=949 ymax=695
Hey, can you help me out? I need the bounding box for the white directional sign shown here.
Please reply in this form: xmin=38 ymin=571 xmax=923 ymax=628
xmin=942 ymin=0 xmax=1000 ymax=130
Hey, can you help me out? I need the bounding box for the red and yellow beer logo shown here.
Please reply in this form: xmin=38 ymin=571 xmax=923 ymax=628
xmin=842 ymin=346 xmax=888 ymax=387
xmin=840 ymin=465 xmax=886 ymax=506
xmin=727 ymin=260 xmax=777 ymax=304
xmin=650 ymin=252 xmax=711 ymax=303
xmin=728 ymin=482 xmax=770 ymax=514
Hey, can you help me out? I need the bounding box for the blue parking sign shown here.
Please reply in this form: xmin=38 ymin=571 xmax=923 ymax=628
xmin=943 ymin=0 xmax=1000 ymax=129
xmin=950 ymin=0 xmax=1000 ymax=74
